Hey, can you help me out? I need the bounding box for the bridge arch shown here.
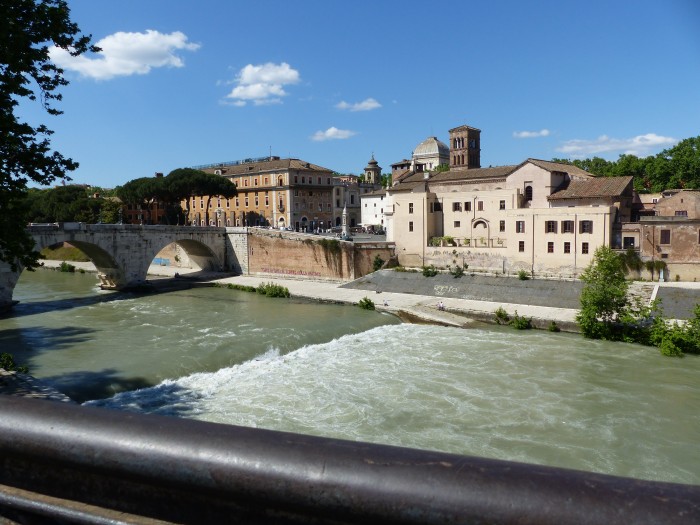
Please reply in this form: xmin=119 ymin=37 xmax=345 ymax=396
xmin=1 ymin=225 xmax=232 ymax=311
xmin=147 ymin=239 xmax=223 ymax=276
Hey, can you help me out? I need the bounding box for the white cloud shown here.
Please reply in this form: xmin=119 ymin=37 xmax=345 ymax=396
xmin=311 ymin=127 xmax=357 ymax=141
xmin=513 ymin=129 xmax=550 ymax=138
xmin=225 ymin=62 xmax=300 ymax=106
xmin=336 ymin=98 xmax=382 ymax=112
xmin=556 ymin=133 xmax=677 ymax=157
xmin=49 ymin=30 xmax=200 ymax=80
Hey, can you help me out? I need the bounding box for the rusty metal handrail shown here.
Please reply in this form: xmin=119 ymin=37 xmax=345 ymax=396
xmin=0 ymin=395 xmax=697 ymax=524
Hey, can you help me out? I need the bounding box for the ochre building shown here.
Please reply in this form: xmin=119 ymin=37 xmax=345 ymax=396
xmin=189 ymin=156 xmax=336 ymax=231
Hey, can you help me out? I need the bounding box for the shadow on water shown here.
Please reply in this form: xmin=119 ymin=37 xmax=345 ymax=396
xmin=45 ymin=368 xmax=205 ymax=418
xmin=40 ymin=368 xmax=155 ymax=405
xmin=83 ymin=381 xmax=206 ymax=419
xmin=2 ymin=278 xmax=217 ymax=320
xmin=0 ymin=326 xmax=95 ymax=354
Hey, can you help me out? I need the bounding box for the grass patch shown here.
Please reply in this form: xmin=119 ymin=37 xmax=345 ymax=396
xmin=40 ymin=245 xmax=90 ymax=262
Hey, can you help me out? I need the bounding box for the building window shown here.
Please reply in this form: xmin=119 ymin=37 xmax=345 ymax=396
xmin=264 ymin=177 xmax=268 ymax=185
xmin=660 ymin=230 xmax=671 ymax=244
xmin=200 ymin=198 xmax=204 ymax=209
xmin=453 ymin=202 xmax=462 ymax=212
xmin=499 ymin=200 xmax=506 ymax=210
xmin=235 ymin=197 xmax=239 ymax=207
xmin=245 ymin=197 xmax=249 ymax=207
xmin=254 ymin=178 xmax=258 ymax=186
xmin=244 ymin=180 xmax=248 ymax=187
xmin=318 ymin=177 xmax=321 ymax=184
xmin=302 ymin=177 xmax=305 ymax=183
xmin=525 ymin=185 xmax=533 ymax=201
xmin=409 ymin=221 xmax=414 ymax=232
xmin=519 ymin=241 xmax=525 ymax=252
xmin=516 ymin=221 xmax=525 ymax=233
xmin=409 ymin=203 xmax=414 ymax=214
xmin=547 ymin=242 xmax=554 ymax=253
xmin=294 ymin=176 xmax=298 ymax=183
xmin=564 ymin=242 xmax=571 ymax=254
xmin=454 ymin=221 xmax=460 ymax=228
xmin=433 ymin=202 xmax=442 ymax=212
xmin=580 ymin=220 xmax=593 ymax=234
xmin=350 ymin=195 xmax=355 ymax=205
xmin=265 ymin=194 xmax=269 ymax=206
xmin=499 ymin=220 xmax=505 ymax=232
xmin=582 ymin=242 xmax=589 ymax=254
xmin=623 ymin=237 xmax=635 ymax=248
xmin=465 ymin=202 xmax=472 ymax=212
xmin=477 ymin=201 xmax=484 ymax=211
xmin=675 ymin=210 xmax=688 ymax=216
xmin=545 ymin=220 xmax=557 ymax=233
xmin=562 ymin=220 xmax=574 ymax=233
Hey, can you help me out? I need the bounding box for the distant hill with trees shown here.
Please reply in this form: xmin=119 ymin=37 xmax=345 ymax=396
xmin=552 ymin=136 xmax=700 ymax=193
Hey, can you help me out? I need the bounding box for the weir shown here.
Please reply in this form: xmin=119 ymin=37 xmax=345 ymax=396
xmin=0 ymin=396 xmax=698 ymax=524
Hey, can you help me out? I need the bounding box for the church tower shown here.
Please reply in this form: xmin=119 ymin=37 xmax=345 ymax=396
xmin=363 ymin=155 xmax=381 ymax=185
xmin=449 ymin=125 xmax=481 ymax=170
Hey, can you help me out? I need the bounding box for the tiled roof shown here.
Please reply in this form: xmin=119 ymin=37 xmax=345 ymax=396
xmin=525 ymin=158 xmax=593 ymax=179
xmin=548 ymin=176 xmax=633 ymax=200
xmin=448 ymin=124 xmax=481 ymax=133
xmin=205 ymin=158 xmax=334 ymax=176
xmin=431 ymin=165 xmax=517 ymax=183
xmin=363 ymin=188 xmax=387 ymax=197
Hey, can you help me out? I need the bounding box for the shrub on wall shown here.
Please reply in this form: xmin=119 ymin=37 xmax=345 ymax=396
xmin=422 ymin=265 xmax=438 ymax=277
xmin=358 ymin=297 xmax=375 ymax=310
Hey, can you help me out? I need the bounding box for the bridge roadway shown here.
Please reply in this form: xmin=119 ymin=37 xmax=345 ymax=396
xmin=0 ymin=223 xmax=248 ymax=311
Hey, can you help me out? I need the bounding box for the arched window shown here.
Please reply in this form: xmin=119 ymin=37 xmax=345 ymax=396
xmin=525 ymin=186 xmax=533 ymax=201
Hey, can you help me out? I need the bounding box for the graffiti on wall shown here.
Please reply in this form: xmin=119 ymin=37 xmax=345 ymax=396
xmin=261 ymin=267 xmax=322 ymax=277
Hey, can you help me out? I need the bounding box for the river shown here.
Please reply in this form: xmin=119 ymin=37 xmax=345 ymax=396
xmin=2 ymin=269 xmax=699 ymax=485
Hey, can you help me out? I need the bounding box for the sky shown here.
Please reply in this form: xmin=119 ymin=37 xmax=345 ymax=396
xmin=19 ymin=0 xmax=700 ymax=188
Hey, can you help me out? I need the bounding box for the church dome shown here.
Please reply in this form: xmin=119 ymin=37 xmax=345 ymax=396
xmin=413 ymin=137 xmax=449 ymax=159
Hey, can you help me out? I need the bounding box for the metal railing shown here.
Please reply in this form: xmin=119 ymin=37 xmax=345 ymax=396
xmin=0 ymin=395 xmax=697 ymax=524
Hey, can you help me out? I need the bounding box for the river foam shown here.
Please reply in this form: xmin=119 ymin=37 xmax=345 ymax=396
xmin=86 ymin=323 xmax=700 ymax=484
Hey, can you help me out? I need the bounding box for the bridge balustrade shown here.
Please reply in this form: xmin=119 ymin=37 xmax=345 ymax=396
xmin=0 ymin=395 xmax=697 ymax=524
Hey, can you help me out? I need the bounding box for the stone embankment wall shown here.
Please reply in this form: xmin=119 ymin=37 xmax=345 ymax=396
xmin=242 ymin=229 xmax=393 ymax=281
xmin=345 ymin=270 xmax=584 ymax=309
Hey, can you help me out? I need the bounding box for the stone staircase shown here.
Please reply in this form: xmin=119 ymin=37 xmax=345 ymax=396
xmin=627 ymin=281 xmax=657 ymax=307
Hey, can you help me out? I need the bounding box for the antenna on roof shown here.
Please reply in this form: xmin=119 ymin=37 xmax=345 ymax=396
xmin=269 ymin=145 xmax=272 ymax=159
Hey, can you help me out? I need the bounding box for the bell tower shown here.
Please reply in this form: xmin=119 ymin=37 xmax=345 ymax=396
xmin=363 ymin=154 xmax=381 ymax=185
xmin=449 ymin=125 xmax=481 ymax=170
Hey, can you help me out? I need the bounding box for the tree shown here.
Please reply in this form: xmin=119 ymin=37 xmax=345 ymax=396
xmin=0 ymin=0 xmax=97 ymax=270
xmin=576 ymin=246 xmax=629 ymax=339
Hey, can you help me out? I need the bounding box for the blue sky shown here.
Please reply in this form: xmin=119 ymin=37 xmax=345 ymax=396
xmin=21 ymin=0 xmax=700 ymax=188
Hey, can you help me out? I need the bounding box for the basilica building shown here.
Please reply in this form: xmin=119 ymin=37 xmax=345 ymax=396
xmin=385 ymin=125 xmax=634 ymax=278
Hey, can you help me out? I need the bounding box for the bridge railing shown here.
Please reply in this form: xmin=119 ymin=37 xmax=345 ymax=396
xmin=0 ymin=396 xmax=697 ymax=524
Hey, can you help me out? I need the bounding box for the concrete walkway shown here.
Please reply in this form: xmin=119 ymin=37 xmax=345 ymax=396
xmin=212 ymin=274 xmax=581 ymax=331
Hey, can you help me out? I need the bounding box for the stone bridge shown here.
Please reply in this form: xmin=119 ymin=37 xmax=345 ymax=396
xmin=0 ymin=224 xmax=249 ymax=311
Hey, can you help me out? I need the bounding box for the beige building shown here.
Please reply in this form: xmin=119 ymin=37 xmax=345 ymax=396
xmin=191 ymin=156 xmax=335 ymax=231
xmin=386 ymin=125 xmax=634 ymax=277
